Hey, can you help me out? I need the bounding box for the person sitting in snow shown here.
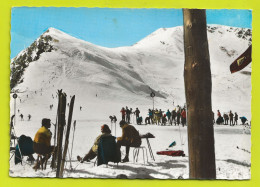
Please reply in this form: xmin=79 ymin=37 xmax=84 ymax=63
xmin=33 ymin=118 xmax=55 ymax=169
xmin=117 ymin=120 xmax=141 ymax=162
xmin=77 ymin=124 xmax=112 ymax=163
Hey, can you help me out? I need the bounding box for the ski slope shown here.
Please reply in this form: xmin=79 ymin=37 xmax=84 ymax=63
xmin=9 ymin=25 xmax=251 ymax=179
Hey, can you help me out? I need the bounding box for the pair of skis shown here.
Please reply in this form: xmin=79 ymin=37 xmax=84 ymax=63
xmin=52 ymin=90 xmax=75 ymax=178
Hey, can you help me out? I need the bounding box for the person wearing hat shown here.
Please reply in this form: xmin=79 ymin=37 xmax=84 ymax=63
xmin=117 ymin=120 xmax=141 ymax=162
xmin=33 ymin=118 xmax=55 ymax=169
xmin=77 ymin=124 xmax=112 ymax=163
xmin=33 ymin=118 xmax=54 ymax=155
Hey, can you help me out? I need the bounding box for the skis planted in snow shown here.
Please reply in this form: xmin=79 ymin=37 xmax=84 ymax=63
xmin=56 ymin=90 xmax=67 ymax=178
xmin=59 ymin=95 xmax=75 ymax=177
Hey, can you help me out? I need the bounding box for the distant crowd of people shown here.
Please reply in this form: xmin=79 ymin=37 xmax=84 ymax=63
xmin=120 ymin=105 xmax=187 ymax=127
xmin=215 ymin=110 xmax=248 ymax=125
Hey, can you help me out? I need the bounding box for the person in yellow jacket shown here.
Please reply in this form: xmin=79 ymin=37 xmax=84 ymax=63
xmin=33 ymin=118 xmax=55 ymax=155
xmin=33 ymin=118 xmax=55 ymax=169
xmin=117 ymin=120 xmax=141 ymax=162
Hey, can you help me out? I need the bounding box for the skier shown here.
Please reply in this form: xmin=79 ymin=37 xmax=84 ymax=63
xmin=33 ymin=118 xmax=55 ymax=169
xmin=162 ymin=114 xmax=167 ymax=126
xmin=229 ymin=111 xmax=234 ymax=126
xmin=176 ymin=110 xmax=181 ymax=126
xmin=18 ymin=109 xmax=20 ymax=113
xmin=117 ymin=120 xmax=141 ymax=162
xmin=216 ymin=110 xmax=224 ymax=124
xmin=80 ymin=106 xmax=82 ymax=111
xmin=120 ymin=107 xmax=126 ymax=121
xmin=148 ymin=109 xmax=153 ymax=124
xmin=134 ymin=108 xmax=140 ymax=123
xmin=166 ymin=109 xmax=171 ymax=124
xmin=77 ymin=124 xmax=112 ymax=163
xmin=158 ymin=109 xmax=163 ymax=124
xmin=28 ymin=114 xmax=31 ymax=121
xmin=181 ymin=109 xmax=186 ymax=127
xmin=20 ymin=114 xmax=24 ymax=121
xmin=125 ymin=106 xmax=131 ymax=123
xmin=234 ymin=112 xmax=238 ymax=125
xmin=154 ymin=109 xmax=160 ymax=125
xmin=171 ymin=109 xmax=177 ymax=125
xmin=223 ymin=113 xmax=229 ymax=125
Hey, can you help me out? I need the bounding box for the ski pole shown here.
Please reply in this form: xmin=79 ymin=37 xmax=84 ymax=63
xmin=115 ymin=122 xmax=116 ymax=137
xmin=70 ymin=120 xmax=76 ymax=170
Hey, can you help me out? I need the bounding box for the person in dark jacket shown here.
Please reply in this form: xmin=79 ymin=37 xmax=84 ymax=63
xmin=77 ymin=124 xmax=112 ymax=163
xmin=134 ymin=108 xmax=140 ymax=123
xmin=223 ymin=113 xmax=229 ymax=125
xmin=117 ymin=120 xmax=141 ymax=162
xmin=171 ymin=109 xmax=177 ymax=125
xmin=234 ymin=112 xmax=238 ymax=125
xmin=125 ymin=106 xmax=131 ymax=123
xmin=229 ymin=111 xmax=234 ymax=126
xmin=166 ymin=109 xmax=171 ymax=124
xmin=176 ymin=110 xmax=181 ymax=126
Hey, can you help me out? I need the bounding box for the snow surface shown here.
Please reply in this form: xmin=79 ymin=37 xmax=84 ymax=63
xmin=9 ymin=25 xmax=251 ymax=179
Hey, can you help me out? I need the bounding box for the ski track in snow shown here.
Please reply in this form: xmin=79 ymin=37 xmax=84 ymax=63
xmin=9 ymin=25 xmax=251 ymax=179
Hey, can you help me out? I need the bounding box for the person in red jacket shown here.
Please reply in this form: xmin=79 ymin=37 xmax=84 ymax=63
xmin=181 ymin=109 xmax=186 ymax=127
xmin=120 ymin=107 xmax=126 ymax=121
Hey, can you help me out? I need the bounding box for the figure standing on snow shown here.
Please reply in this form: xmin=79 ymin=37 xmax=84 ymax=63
xmin=229 ymin=111 xmax=234 ymax=126
xmin=125 ymin=106 xmax=131 ymax=123
xmin=80 ymin=106 xmax=82 ymax=111
xmin=20 ymin=114 xmax=24 ymax=121
xmin=223 ymin=113 xmax=229 ymax=125
xmin=117 ymin=120 xmax=141 ymax=162
xmin=216 ymin=110 xmax=224 ymax=124
xmin=120 ymin=107 xmax=126 ymax=121
xmin=171 ymin=109 xmax=177 ymax=125
xmin=77 ymin=124 xmax=112 ymax=163
xmin=134 ymin=108 xmax=140 ymax=124
xmin=166 ymin=109 xmax=172 ymax=124
xmin=234 ymin=112 xmax=238 ymax=125
xmin=28 ymin=114 xmax=31 ymax=121
xmin=33 ymin=118 xmax=55 ymax=169
xmin=176 ymin=109 xmax=181 ymax=126
xmin=181 ymin=109 xmax=186 ymax=127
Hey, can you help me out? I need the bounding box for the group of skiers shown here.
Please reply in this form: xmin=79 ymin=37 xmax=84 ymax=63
xmin=18 ymin=112 xmax=32 ymax=121
xmin=120 ymin=107 xmax=140 ymax=124
xmin=215 ymin=110 xmax=247 ymax=125
xmin=120 ymin=105 xmax=187 ymax=127
xmin=145 ymin=107 xmax=187 ymax=126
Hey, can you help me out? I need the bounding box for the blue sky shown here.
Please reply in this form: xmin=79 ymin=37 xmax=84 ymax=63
xmin=11 ymin=8 xmax=252 ymax=58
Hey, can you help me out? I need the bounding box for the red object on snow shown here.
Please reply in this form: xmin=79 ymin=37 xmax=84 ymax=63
xmin=157 ymin=150 xmax=185 ymax=157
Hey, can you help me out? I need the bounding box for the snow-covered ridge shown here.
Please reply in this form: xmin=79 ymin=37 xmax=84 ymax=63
xmin=11 ymin=25 xmax=252 ymax=119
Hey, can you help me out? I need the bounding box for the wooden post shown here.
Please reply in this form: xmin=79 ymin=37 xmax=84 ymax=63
xmin=183 ymin=9 xmax=216 ymax=179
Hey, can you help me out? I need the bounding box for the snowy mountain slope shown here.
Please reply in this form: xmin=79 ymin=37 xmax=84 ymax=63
xmin=10 ymin=25 xmax=252 ymax=119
